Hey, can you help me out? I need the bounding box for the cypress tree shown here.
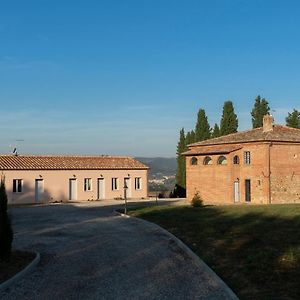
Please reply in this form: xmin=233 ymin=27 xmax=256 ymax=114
xmin=211 ymin=123 xmax=220 ymax=138
xmin=220 ymin=101 xmax=238 ymax=135
xmin=286 ymin=109 xmax=300 ymax=128
xmin=0 ymin=176 xmax=13 ymax=261
xmin=251 ymin=95 xmax=270 ymax=128
xmin=195 ymin=109 xmax=211 ymax=142
xmin=185 ymin=130 xmax=195 ymax=146
xmin=175 ymin=128 xmax=186 ymax=193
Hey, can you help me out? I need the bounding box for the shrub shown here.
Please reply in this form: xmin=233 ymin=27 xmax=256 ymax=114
xmin=0 ymin=176 xmax=13 ymax=261
xmin=191 ymin=191 xmax=203 ymax=207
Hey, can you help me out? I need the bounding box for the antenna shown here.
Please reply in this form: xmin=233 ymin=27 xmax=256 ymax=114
xmin=10 ymin=139 xmax=25 ymax=156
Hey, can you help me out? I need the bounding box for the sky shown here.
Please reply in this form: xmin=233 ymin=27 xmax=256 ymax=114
xmin=1 ymin=0 xmax=300 ymax=157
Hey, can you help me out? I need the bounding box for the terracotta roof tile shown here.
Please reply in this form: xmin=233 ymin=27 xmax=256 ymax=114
xmin=189 ymin=125 xmax=300 ymax=147
xmin=0 ymin=155 xmax=149 ymax=170
xmin=183 ymin=145 xmax=242 ymax=156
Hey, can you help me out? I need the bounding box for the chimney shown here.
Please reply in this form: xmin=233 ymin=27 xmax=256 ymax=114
xmin=263 ymin=114 xmax=274 ymax=132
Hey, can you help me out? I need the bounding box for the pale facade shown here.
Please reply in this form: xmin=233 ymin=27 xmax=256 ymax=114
xmin=0 ymin=155 xmax=148 ymax=204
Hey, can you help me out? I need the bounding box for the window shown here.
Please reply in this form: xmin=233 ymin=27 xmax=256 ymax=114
xmin=135 ymin=177 xmax=142 ymax=190
xmin=203 ymin=156 xmax=212 ymax=165
xmin=233 ymin=155 xmax=240 ymax=165
xmin=190 ymin=157 xmax=198 ymax=165
xmin=244 ymin=151 xmax=251 ymax=165
xmin=245 ymin=179 xmax=251 ymax=202
xmin=13 ymin=179 xmax=22 ymax=193
xmin=217 ymin=156 xmax=227 ymax=165
xmin=112 ymin=178 xmax=118 ymax=190
xmin=84 ymin=178 xmax=92 ymax=191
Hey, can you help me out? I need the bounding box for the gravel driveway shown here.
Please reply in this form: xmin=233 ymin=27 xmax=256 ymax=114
xmin=1 ymin=201 xmax=237 ymax=299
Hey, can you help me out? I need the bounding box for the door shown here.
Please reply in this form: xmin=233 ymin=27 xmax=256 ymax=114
xmin=245 ymin=179 xmax=251 ymax=202
xmin=69 ymin=179 xmax=77 ymax=200
xmin=234 ymin=181 xmax=240 ymax=203
xmin=35 ymin=179 xmax=44 ymax=202
xmin=124 ymin=178 xmax=131 ymax=199
xmin=97 ymin=178 xmax=105 ymax=200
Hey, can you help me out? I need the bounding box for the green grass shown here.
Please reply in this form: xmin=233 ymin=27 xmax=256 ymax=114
xmin=129 ymin=204 xmax=300 ymax=300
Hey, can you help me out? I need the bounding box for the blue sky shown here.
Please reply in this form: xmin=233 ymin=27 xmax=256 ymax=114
xmin=1 ymin=0 xmax=300 ymax=157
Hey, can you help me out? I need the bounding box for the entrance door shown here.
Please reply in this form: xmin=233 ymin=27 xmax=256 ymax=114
xmin=69 ymin=179 xmax=77 ymax=200
xmin=234 ymin=181 xmax=240 ymax=203
xmin=35 ymin=179 xmax=44 ymax=202
xmin=245 ymin=179 xmax=251 ymax=202
xmin=97 ymin=178 xmax=105 ymax=200
xmin=124 ymin=178 xmax=131 ymax=199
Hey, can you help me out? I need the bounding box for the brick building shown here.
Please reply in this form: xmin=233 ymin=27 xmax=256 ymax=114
xmin=184 ymin=115 xmax=300 ymax=204
xmin=0 ymin=155 xmax=148 ymax=204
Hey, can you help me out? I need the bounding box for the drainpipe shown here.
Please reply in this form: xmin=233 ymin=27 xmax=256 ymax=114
xmin=268 ymin=142 xmax=272 ymax=204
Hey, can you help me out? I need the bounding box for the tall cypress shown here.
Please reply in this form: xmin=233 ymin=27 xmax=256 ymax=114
xmin=220 ymin=101 xmax=238 ymax=135
xmin=176 ymin=128 xmax=186 ymax=191
xmin=251 ymin=95 xmax=270 ymax=128
xmin=185 ymin=130 xmax=195 ymax=146
xmin=0 ymin=176 xmax=13 ymax=261
xmin=195 ymin=109 xmax=211 ymax=142
xmin=211 ymin=123 xmax=220 ymax=138
xmin=286 ymin=109 xmax=300 ymax=128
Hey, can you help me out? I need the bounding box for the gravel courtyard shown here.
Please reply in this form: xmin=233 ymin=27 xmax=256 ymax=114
xmin=1 ymin=201 xmax=237 ymax=300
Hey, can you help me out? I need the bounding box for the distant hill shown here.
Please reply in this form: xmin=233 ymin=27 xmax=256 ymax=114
xmin=135 ymin=157 xmax=176 ymax=178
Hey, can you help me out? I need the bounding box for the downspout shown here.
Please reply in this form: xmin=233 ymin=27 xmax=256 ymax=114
xmin=268 ymin=142 xmax=272 ymax=204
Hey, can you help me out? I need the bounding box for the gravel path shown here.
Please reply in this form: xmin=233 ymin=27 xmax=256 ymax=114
xmin=1 ymin=202 xmax=237 ymax=299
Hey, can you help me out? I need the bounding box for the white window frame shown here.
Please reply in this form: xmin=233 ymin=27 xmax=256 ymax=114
xmin=112 ymin=178 xmax=118 ymax=191
xmin=244 ymin=151 xmax=251 ymax=165
xmin=84 ymin=178 xmax=92 ymax=191
xmin=13 ymin=179 xmax=23 ymax=193
xmin=135 ymin=177 xmax=142 ymax=190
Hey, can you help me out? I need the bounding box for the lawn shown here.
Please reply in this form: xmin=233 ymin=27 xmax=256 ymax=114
xmin=129 ymin=204 xmax=300 ymax=300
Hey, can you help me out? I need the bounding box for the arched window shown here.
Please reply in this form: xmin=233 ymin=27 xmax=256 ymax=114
xmin=203 ymin=156 xmax=212 ymax=165
xmin=233 ymin=155 xmax=240 ymax=165
xmin=190 ymin=157 xmax=198 ymax=165
xmin=217 ymin=155 xmax=227 ymax=165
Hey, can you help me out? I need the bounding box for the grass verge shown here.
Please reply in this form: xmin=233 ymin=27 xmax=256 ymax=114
xmin=0 ymin=250 xmax=35 ymax=284
xmin=129 ymin=204 xmax=300 ymax=300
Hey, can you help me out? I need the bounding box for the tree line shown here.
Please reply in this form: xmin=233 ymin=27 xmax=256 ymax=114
xmin=174 ymin=95 xmax=300 ymax=197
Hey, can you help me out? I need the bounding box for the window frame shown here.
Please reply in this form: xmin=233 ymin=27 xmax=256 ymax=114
xmin=233 ymin=155 xmax=240 ymax=165
xmin=112 ymin=177 xmax=119 ymax=191
xmin=190 ymin=157 xmax=198 ymax=165
xmin=217 ymin=155 xmax=227 ymax=165
xmin=244 ymin=151 xmax=251 ymax=165
xmin=13 ymin=179 xmax=23 ymax=193
xmin=135 ymin=177 xmax=142 ymax=190
xmin=203 ymin=156 xmax=212 ymax=165
xmin=84 ymin=178 xmax=92 ymax=191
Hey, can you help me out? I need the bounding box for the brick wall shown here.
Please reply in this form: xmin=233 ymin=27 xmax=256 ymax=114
xmin=186 ymin=142 xmax=272 ymax=205
xmin=270 ymin=143 xmax=300 ymax=204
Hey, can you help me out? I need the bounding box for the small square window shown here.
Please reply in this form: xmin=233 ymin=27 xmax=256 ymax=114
xmin=84 ymin=178 xmax=92 ymax=191
xmin=135 ymin=177 xmax=142 ymax=190
xmin=13 ymin=179 xmax=23 ymax=193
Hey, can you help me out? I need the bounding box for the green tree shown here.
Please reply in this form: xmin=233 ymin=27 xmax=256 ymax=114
xmin=195 ymin=109 xmax=211 ymax=142
xmin=286 ymin=109 xmax=300 ymax=128
xmin=220 ymin=101 xmax=238 ymax=135
xmin=185 ymin=130 xmax=195 ymax=146
xmin=0 ymin=176 xmax=13 ymax=261
xmin=211 ymin=123 xmax=220 ymax=138
xmin=175 ymin=128 xmax=187 ymax=193
xmin=251 ymin=95 xmax=270 ymax=128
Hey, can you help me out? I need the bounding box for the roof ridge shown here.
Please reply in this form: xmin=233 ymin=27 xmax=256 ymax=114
xmin=0 ymin=154 xmax=133 ymax=159
xmin=189 ymin=126 xmax=262 ymax=147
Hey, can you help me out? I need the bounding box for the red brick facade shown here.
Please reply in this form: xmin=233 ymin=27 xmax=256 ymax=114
xmin=184 ymin=116 xmax=300 ymax=204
